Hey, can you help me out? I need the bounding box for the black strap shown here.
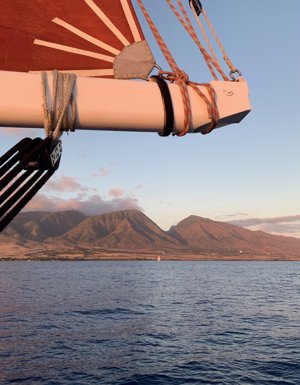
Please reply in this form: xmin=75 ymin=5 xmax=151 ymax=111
xmin=151 ymin=75 xmax=174 ymax=137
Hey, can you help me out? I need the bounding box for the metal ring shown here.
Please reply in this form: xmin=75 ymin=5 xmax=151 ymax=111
xmin=230 ymin=69 xmax=242 ymax=81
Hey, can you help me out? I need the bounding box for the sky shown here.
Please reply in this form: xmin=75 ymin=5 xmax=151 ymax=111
xmin=1 ymin=0 xmax=300 ymax=238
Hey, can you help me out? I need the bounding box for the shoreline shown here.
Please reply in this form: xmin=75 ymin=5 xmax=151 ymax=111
xmin=1 ymin=254 xmax=300 ymax=262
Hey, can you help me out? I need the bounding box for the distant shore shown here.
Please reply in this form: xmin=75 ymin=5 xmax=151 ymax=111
xmin=1 ymin=253 xmax=300 ymax=262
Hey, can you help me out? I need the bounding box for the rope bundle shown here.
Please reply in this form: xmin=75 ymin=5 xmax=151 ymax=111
xmin=41 ymin=70 xmax=76 ymax=140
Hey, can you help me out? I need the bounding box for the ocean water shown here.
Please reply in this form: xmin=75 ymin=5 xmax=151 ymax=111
xmin=1 ymin=261 xmax=300 ymax=385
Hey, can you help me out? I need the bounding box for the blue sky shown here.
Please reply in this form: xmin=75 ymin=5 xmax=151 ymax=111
xmin=1 ymin=0 xmax=300 ymax=237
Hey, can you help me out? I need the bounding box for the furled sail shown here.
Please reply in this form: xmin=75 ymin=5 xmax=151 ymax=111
xmin=0 ymin=0 xmax=155 ymax=78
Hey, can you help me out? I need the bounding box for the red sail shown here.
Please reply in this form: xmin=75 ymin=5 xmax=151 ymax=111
xmin=0 ymin=0 xmax=144 ymax=77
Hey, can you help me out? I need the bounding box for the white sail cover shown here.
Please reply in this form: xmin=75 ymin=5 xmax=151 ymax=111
xmin=0 ymin=0 xmax=155 ymax=78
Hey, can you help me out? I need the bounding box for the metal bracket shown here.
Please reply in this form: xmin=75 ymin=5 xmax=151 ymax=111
xmin=189 ymin=0 xmax=202 ymax=15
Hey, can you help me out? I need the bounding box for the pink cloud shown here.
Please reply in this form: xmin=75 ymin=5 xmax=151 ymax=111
xmin=109 ymin=188 xmax=125 ymax=197
xmin=25 ymin=192 xmax=142 ymax=216
xmin=92 ymin=167 xmax=110 ymax=177
xmin=45 ymin=176 xmax=96 ymax=194
xmin=228 ymin=215 xmax=300 ymax=238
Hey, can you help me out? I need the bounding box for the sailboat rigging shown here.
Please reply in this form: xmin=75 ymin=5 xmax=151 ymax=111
xmin=0 ymin=0 xmax=251 ymax=231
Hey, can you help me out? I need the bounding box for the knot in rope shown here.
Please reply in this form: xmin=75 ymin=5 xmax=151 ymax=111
xmin=159 ymin=70 xmax=189 ymax=84
xmin=41 ymin=70 xmax=76 ymax=140
xmin=158 ymin=70 xmax=218 ymax=136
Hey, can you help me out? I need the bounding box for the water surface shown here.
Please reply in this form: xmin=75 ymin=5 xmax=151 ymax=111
xmin=1 ymin=261 xmax=300 ymax=384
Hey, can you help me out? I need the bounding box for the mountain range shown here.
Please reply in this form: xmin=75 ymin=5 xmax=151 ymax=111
xmin=1 ymin=209 xmax=300 ymax=260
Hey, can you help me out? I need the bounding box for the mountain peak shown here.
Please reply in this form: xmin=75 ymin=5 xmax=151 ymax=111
xmin=2 ymin=209 xmax=300 ymax=259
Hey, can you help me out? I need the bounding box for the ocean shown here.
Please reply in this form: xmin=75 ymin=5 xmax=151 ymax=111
xmin=1 ymin=261 xmax=300 ymax=385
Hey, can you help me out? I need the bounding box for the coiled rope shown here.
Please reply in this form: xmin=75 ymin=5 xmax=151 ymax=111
xmin=41 ymin=70 xmax=76 ymax=140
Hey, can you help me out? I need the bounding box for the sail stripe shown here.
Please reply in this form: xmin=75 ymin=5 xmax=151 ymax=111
xmin=120 ymin=0 xmax=142 ymax=42
xmin=34 ymin=39 xmax=115 ymax=62
xmin=84 ymin=0 xmax=129 ymax=46
xmin=52 ymin=18 xmax=120 ymax=55
xmin=30 ymin=69 xmax=114 ymax=77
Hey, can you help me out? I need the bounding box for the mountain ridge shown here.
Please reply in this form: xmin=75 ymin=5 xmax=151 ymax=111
xmin=1 ymin=209 xmax=300 ymax=260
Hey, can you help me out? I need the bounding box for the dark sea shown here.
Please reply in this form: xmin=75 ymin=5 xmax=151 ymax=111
xmin=1 ymin=261 xmax=300 ymax=385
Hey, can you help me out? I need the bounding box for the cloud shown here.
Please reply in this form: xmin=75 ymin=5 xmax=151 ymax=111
xmin=92 ymin=161 xmax=118 ymax=178
xmin=228 ymin=215 xmax=300 ymax=238
xmin=25 ymin=192 xmax=142 ymax=216
xmin=108 ymin=188 xmax=125 ymax=197
xmin=228 ymin=215 xmax=300 ymax=227
xmin=46 ymin=176 xmax=95 ymax=194
xmin=92 ymin=167 xmax=110 ymax=177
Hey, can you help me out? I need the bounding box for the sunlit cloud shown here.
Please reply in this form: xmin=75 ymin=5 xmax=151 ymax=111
xmin=45 ymin=175 xmax=95 ymax=193
xmin=227 ymin=215 xmax=300 ymax=238
xmin=25 ymin=192 xmax=142 ymax=216
xmin=108 ymin=188 xmax=125 ymax=197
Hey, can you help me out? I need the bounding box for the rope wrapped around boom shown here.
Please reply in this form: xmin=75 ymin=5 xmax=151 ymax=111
xmin=137 ymin=0 xmax=220 ymax=136
xmin=41 ymin=70 xmax=76 ymax=139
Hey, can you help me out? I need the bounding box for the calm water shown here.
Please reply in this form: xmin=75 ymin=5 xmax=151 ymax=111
xmin=1 ymin=261 xmax=300 ymax=385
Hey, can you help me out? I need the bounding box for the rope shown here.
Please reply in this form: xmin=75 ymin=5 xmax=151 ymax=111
xmin=41 ymin=70 xmax=76 ymax=140
xmin=166 ymin=0 xmax=229 ymax=81
xmin=137 ymin=0 xmax=220 ymax=135
xmin=199 ymin=7 xmax=237 ymax=75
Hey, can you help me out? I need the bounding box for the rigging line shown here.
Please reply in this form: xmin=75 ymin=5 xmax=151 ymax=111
xmin=136 ymin=0 xmax=211 ymax=136
xmin=200 ymin=7 xmax=238 ymax=74
xmin=0 ymin=169 xmax=55 ymax=232
xmin=165 ymin=0 xmax=217 ymax=79
xmin=0 ymin=139 xmax=32 ymax=179
xmin=189 ymin=82 xmax=219 ymax=134
xmin=84 ymin=0 xmax=130 ymax=46
xmin=0 ymin=138 xmax=31 ymax=168
xmin=120 ymin=0 xmax=142 ymax=42
xmin=52 ymin=18 xmax=120 ymax=55
xmin=188 ymin=4 xmax=218 ymax=64
xmin=0 ymin=138 xmax=41 ymax=190
xmin=0 ymin=170 xmax=44 ymax=220
xmin=166 ymin=0 xmax=229 ymax=81
xmin=177 ymin=0 xmax=228 ymax=80
xmin=0 ymin=169 xmax=34 ymax=206
xmin=136 ymin=0 xmax=179 ymax=72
